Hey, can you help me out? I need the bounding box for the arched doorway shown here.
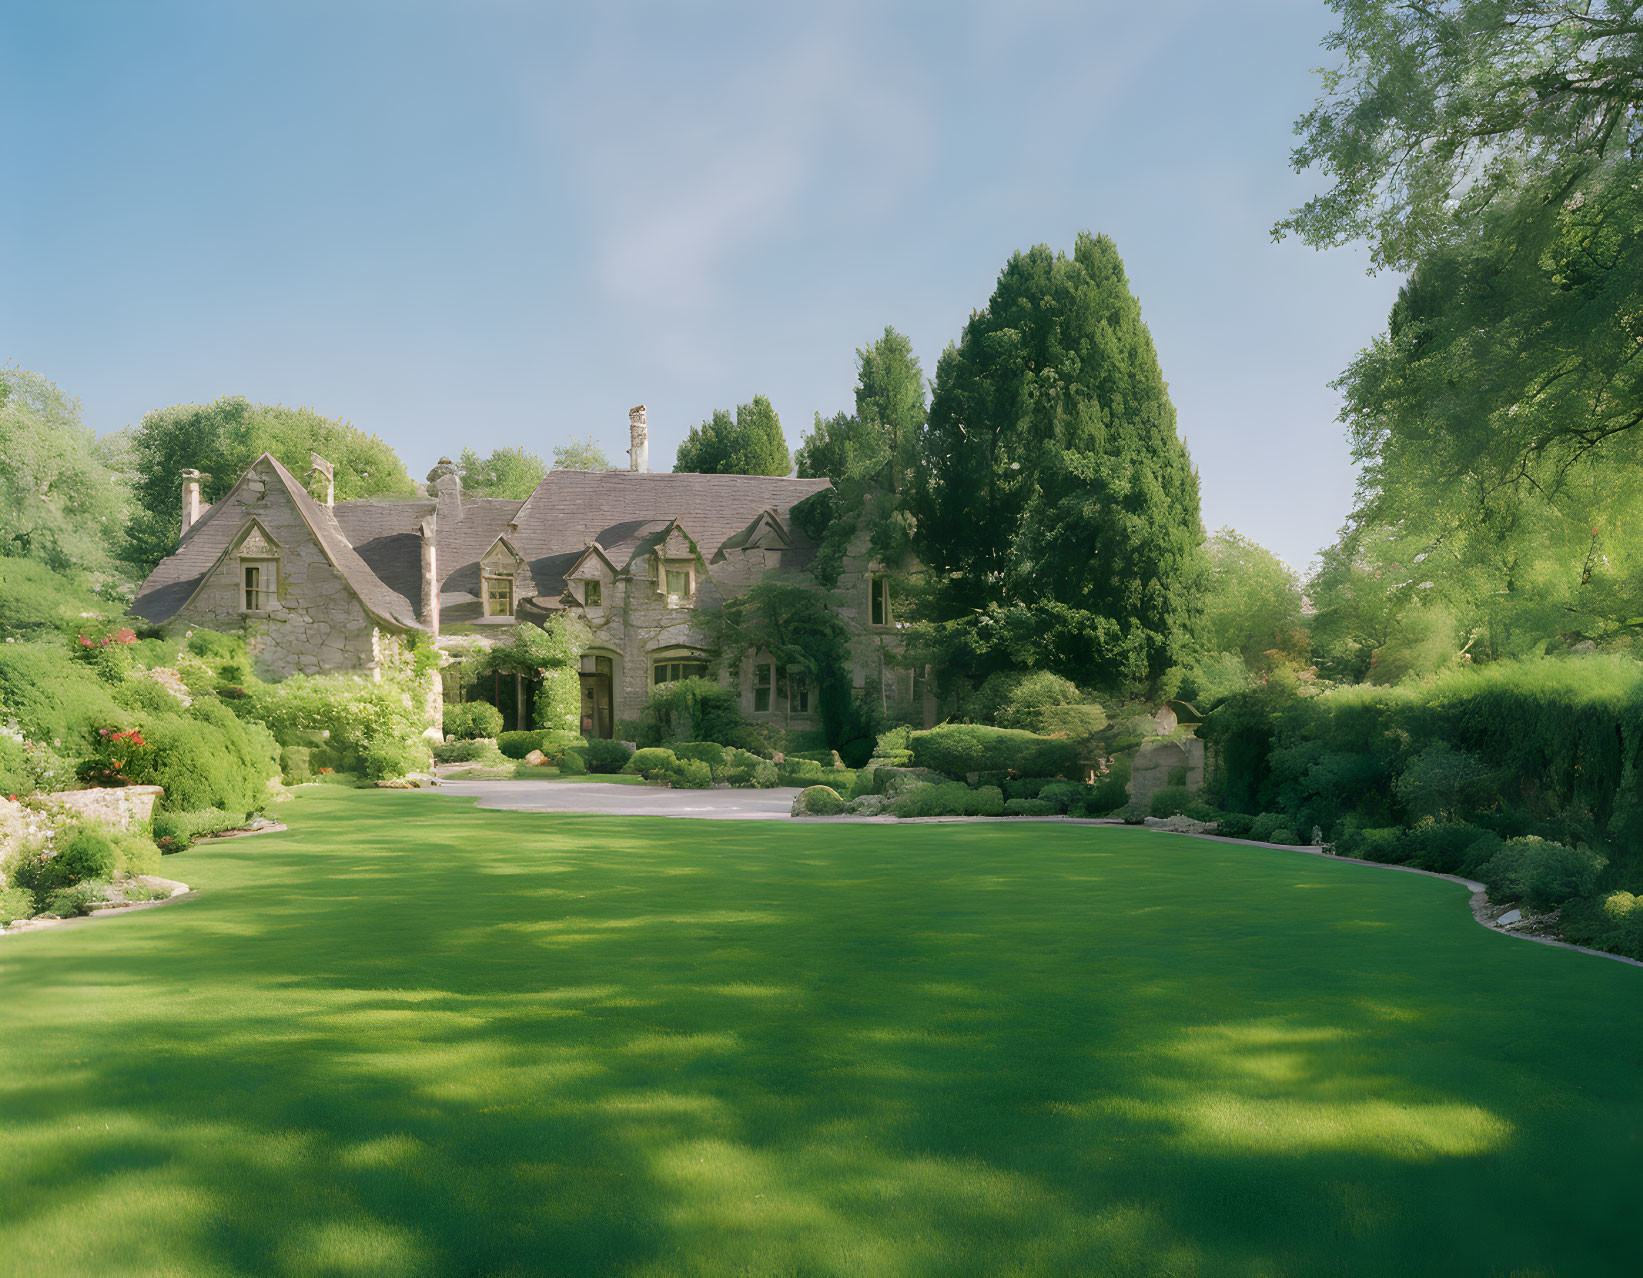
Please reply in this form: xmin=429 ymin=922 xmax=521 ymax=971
xmin=579 ymin=653 xmax=614 ymax=739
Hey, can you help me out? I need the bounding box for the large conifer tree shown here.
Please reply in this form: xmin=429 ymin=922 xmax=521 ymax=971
xmin=912 ymin=232 xmax=1204 ymax=691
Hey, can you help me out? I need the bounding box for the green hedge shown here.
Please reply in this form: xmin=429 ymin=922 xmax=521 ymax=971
xmin=584 ymin=738 xmax=635 ymax=774
xmin=444 ymin=702 xmax=504 ymax=740
xmin=909 ymin=725 xmax=1079 ymax=781
xmin=793 ymin=785 xmax=846 ymax=815
xmin=624 ymin=747 xmax=680 ymax=779
xmin=1004 ymin=797 xmax=1060 ymax=817
xmin=890 ymin=782 xmax=1006 ymax=818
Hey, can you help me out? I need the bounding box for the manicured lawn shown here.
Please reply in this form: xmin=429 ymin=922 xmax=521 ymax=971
xmin=3 ymin=791 xmax=1641 ymax=1276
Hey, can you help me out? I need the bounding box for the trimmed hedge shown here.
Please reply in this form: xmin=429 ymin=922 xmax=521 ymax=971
xmin=624 ymin=748 xmax=680 ymax=779
xmin=444 ymin=702 xmax=504 ymax=741
xmin=663 ymin=758 xmax=713 ymax=789
xmin=909 ymin=725 xmax=1079 ymax=780
xmin=889 ymin=782 xmax=1006 ymax=818
xmin=793 ymin=785 xmax=846 ymax=815
xmin=1004 ymin=797 xmax=1059 ymax=817
xmin=584 ymin=738 xmax=635 ymax=774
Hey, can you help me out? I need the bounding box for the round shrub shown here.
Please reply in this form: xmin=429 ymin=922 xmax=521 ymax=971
xmin=725 ymin=749 xmax=778 ymax=788
xmin=793 ymin=785 xmax=846 ymax=816
xmin=359 ymin=738 xmax=429 ymax=781
xmin=1148 ymin=786 xmax=1193 ymax=818
xmin=1215 ymin=812 xmax=1255 ymax=839
xmin=1267 ymin=827 xmax=1301 ymax=846
xmin=624 ymin=748 xmax=680 ymax=779
xmin=58 ymin=827 xmax=117 ymax=884
xmin=445 ymin=702 xmax=504 ymax=741
xmin=1481 ymin=836 xmax=1607 ymax=911
xmin=431 ymin=739 xmax=506 ymax=765
xmin=663 ymin=758 xmax=714 ymax=789
xmin=497 ymin=730 xmax=548 ymax=759
xmin=674 ymin=742 xmax=730 ymax=777
xmin=584 ymin=738 xmax=635 ymax=774
xmin=1248 ymin=812 xmax=1287 ymax=843
xmin=1004 ymin=797 xmax=1059 ymax=817
xmin=909 ymin=724 xmax=1079 ymax=780
xmin=558 ymin=748 xmax=588 ymax=775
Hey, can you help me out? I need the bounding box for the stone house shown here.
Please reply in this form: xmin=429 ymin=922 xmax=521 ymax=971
xmin=132 ymin=408 xmax=925 ymax=737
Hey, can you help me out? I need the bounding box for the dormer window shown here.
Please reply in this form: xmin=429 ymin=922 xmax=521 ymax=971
xmin=236 ymin=523 xmax=278 ymax=614
xmin=243 ymin=563 xmax=269 ymax=612
xmin=483 ymin=574 xmax=514 ymax=617
xmin=584 ymin=579 xmax=602 ymax=607
xmin=661 ymin=561 xmax=695 ymax=605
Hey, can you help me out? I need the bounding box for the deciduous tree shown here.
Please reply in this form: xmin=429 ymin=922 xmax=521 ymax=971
xmin=673 ymin=395 xmax=790 ymax=476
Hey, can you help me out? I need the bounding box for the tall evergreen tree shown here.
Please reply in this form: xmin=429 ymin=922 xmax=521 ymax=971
xmin=673 ymin=395 xmax=790 ymax=475
xmin=912 ymin=233 xmax=1204 ymax=691
xmin=794 ymin=327 xmax=926 ymax=586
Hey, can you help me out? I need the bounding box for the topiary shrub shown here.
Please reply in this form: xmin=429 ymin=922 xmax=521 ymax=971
xmin=889 ymin=782 xmax=1005 ymax=818
xmin=1149 ymin=786 xmax=1193 ymax=818
xmin=584 ymin=738 xmax=635 ymax=774
xmin=1267 ymin=826 xmax=1301 ymax=846
xmin=1004 ymin=797 xmax=1059 ymax=817
xmin=444 ymin=701 xmax=504 ymax=741
xmin=792 ymin=785 xmax=846 ymax=816
xmin=663 ymin=757 xmax=714 ymax=789
xmin=558 ymin=748 xmax=588 ymax=775
xmin=909 ymin=724 xmax=1079 ymax=781
xmin=57 ymin=827 xmax=118 ymax=885
xmin=674 ymin=742 xmax=730 ymax=778
xmin=624 ymin=747 xmax=680 ymax=779
xmin=1215 ymin=812 xmax=1255 ymax=839
xmin=1480 ymin=836 xmax=1607 ymax=911
xmin=724 ymin=749 xmax=778 ymax=788
xmin=497 ymin=730 xmax=550 ymax=759
xmin=431 ymin=739 xmax=506 ymax=765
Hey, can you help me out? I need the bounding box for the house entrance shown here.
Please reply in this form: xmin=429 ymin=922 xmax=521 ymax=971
xmin=579 ymin=654 xmax=614 ymax=739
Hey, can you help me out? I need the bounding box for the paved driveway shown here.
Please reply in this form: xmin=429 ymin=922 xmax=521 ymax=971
xmin=428 ymin=779 xmax=805 ymax=820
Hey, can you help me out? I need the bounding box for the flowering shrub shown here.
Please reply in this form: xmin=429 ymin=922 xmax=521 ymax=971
xmin=78 ymin=726 xmax=153 ymax=788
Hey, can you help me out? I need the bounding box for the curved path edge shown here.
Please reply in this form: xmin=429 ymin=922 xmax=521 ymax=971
xmin=0 ymin=875 xmax=193 ymax=938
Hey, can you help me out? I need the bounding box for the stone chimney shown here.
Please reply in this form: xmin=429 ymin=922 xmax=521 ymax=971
xmin=180 ymin=469 xmax=208 ymax=536
xmin=426 ymin=457 xmax=462 ymax=521
xmin=307 ymin=453 xmax=335 ymax=508
xmin=628 ymin=405 xmax=649 ymax=473
xmin=418 ymin=513 xmax=440 ymax=633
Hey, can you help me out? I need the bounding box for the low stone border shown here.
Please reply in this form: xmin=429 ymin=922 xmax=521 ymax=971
xmin=0 ymin=875 xmax=193 ymax=937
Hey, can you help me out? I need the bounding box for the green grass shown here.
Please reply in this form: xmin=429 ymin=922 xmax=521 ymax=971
xmin=2 ymin=790 xmax=1640 ymax=1276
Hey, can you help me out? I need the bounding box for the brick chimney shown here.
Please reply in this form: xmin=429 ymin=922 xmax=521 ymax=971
xmin=628 ymin=405 xmax=649 ymax=473
xmin=180 ymin=469 xmax=207 ymax=535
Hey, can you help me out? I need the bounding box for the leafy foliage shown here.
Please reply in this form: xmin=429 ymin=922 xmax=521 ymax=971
xmin=1276 ymin=0 xmax=1643 ymax=273
xmin=794 ymin=327 xmax=925 ymax=587
xmin=551 ymin=436 xmax=611 ymax=472
xmin=458 ymin=445 xmax=547 ymax=498
xmin=912 ymin=233 xmax=1205 ymax=692
xmin=673 ymin=395 xmax=790 ymax=476
xmin=0 ymin=366 xmax=129 ymax=573
xmin=444 ymin=701 xmax=504 ymax=741
xmin=124 ymin=396 xmax=417 ymax=572
xmin=909 ymin=724 xmax=1079 ymax=781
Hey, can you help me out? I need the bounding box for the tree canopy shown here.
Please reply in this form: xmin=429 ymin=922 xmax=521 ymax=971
xmin=1201 ymin=530 xmax=1307 ymax=671
xmin=1276 ymin=0 xmax=1643 ymax=273
xmin=0 ymin=366 xmax=128 ymax=574
xmin=551 ymin=435 xmax=611 ymax=472
xmin=124 ymin=397 xmax=417 ymax=572
xmin=794 ymin=327 xmax=926 ymax=587
xmin=673 ymin=395 xmax=790 ymax=476
xmin=911 ymin=233 xmax=1205 ymax=692
xmin=458 ymin=445 xmax=547 ymax=498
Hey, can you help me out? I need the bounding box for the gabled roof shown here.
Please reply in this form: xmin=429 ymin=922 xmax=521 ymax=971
xmin=507 ymin=468 xmax=830 ymax=599
xmin=133 ymin=453 xmax=426 ymax=630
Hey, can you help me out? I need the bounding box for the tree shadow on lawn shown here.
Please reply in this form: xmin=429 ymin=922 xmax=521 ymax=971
xmin=3 ymin=791 xmax=1642 ymax=1275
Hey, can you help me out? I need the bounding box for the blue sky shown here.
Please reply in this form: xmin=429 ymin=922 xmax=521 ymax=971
xmin=1 ymin=0 xmax=1399 ymax=571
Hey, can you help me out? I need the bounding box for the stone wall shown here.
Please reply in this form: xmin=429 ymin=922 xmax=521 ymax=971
xmin=1128 ymin=736 xmax=1205 ymax=804
xmin=40 ymin=785 xmax=165 ymax=832
xmin=171 ymin=459 xmax=387 ymax=680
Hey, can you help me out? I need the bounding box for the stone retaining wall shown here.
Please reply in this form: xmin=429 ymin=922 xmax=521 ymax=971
xmin=41 ymin=785 xmax=164 ymax=832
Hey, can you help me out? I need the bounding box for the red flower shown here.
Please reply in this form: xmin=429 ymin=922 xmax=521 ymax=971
xmin=113 ymin=628 xmax=137 ymax=645
xmin=78 ymin=635 xmax=95 ymax=648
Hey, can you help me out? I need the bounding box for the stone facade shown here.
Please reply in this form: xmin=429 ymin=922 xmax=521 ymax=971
xmin=42 ymin=785 xmax=165 ymax=832
xmin=133 ymin=434 xmax=925 ymax=739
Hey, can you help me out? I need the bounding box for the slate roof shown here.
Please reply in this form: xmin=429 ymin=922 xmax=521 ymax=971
xmin=507 ymin=469 xmax=830 ymax=600
xmin=134 ymin=461 xmax=832 ymax=632
xmin=132 ymin=454 xmax=426 ymax=630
